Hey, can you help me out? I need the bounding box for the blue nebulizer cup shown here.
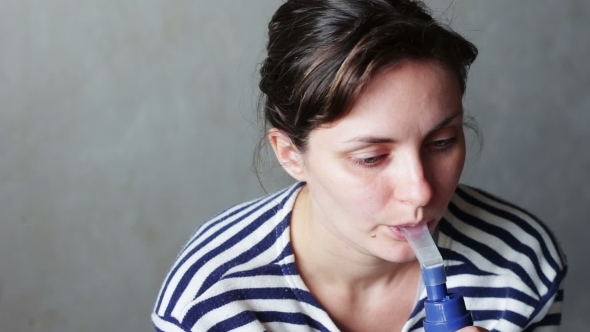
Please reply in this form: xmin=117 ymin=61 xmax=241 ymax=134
xmin=401 ymin=224 xmax=473 ymax=332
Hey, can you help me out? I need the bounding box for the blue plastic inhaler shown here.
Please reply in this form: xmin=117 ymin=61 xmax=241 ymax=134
xmin=401 ymin=224 xmax=473 ymax=332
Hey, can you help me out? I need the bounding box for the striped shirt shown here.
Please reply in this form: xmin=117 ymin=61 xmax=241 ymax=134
xmin=152 ymin=182 xmax=567 ymax=332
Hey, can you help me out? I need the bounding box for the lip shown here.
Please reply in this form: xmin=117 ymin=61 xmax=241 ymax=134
xmin=387 ymin=220 xmax=432 ymax=241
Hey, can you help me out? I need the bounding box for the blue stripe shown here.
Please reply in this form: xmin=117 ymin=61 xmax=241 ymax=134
xmin=194 ymin=184 xmax=301 ymax=244
xmin=207 ymin=311 xmax=331 ymax=332
xmin=183 ymin=287 xmax=323 ymax=327
xmin=166 ymin=205 xmax=284 ymax=316
xmin=185 ymin=185 xmax=292 ymax=254
xmin=439 ymin=246 xmax=471 ymax=264
xmin=456 ymin=186 xmax=562 ymax=273
xmin=154 ymin=191 xmax=283 ymax=314
xmin=161 ymin=184 xmax=301 ymax=316
xmin=446 ymin=264 xmax=495 ymax=277
xmin=279 ymin=262 xmax=300 ymax=275
xmin=438 ymin=220 xmax=540 ymax=297
xmin=447 ymin=201 xmax=552 ymax=289
xmin=192 ymin=200 xmax=262 ymax=241
xmin=451 ymin=286 xmax=537 ymax=307
xmin=444 ymin=261 xmax=496 ymax=278
xmin=468 ymin=186 xmax=566 ymax=270
xmin=196 ymin=211 xmax=291 ymax=297
xmin=223 ymin=264 xmax=286 ymax=279
xmin=224 ymin=262 xmax=299 ymax=279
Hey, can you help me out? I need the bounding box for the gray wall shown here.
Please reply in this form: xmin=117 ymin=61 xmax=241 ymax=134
xmin=0 ymin=0 xmax=586 ymax=331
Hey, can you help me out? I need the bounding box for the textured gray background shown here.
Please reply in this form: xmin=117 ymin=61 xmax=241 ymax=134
xmin=0 ymin=0 xmax=587 ymax=331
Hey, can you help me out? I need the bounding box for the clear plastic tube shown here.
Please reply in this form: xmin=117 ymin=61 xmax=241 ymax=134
xmin=401 ymin=223 xmax=443 ymax=269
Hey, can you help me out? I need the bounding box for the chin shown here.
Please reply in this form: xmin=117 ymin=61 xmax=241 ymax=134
xmin=374 ymin=243 xmax=417 ymax=264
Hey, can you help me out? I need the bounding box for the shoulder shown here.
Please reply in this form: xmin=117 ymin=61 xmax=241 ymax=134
xmin=441 ymin=184 xmax=566 ymax=274
xmin=152 ymin=183 xmax=306 ymax=330
xmin=438 ymin=184 xmax=567 ymax=329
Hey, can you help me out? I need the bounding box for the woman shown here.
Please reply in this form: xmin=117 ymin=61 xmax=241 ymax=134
xmin=152 ymin=1 xmax=566 ymax=331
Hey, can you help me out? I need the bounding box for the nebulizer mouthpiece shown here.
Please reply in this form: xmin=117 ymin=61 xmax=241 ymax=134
xmin=401 ymin=224 xmax=473 ymax=332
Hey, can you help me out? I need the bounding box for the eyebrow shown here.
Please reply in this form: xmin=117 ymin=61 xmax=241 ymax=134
xmin=343 ymin=111 xmax=464 ymax=144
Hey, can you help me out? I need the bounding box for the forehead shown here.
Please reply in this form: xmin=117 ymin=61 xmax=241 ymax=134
xmin=355 ymin=60 xmax=460 ymax=111
xmin=310 ymin=60 xmax=463 ymax=143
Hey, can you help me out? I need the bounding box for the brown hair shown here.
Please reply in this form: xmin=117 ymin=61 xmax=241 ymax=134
xmin=258 ymin=0 xmax=478 ymax=155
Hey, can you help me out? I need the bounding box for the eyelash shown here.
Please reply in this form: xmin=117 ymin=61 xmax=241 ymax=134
xmin=430 ymin=137 xmax=458 ymax=150
xmin=353 ymin=155 xmax=387 ymax=168
xmin=352 ymin=137 xmax=458 ymax=169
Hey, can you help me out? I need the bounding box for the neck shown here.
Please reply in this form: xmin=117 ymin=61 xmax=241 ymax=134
xmin=290 ymin=185 xmax=419 ymax=291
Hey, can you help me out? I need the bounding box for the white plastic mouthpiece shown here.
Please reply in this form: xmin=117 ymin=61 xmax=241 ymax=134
xmin=401 ymin=223 xmax=443 ymax=269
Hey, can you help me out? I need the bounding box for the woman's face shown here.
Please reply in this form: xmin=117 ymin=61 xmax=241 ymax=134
xmin=299 ymin=60 xmax=466 ymax=263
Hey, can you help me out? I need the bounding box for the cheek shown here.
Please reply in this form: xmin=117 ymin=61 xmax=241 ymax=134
xmin=306 ymin=159 xmax=392 ymax=219
xmin=335 ymin=173 xmax=396 ymax=222
xmin=346 ymin=189 xmax=388 ymax=216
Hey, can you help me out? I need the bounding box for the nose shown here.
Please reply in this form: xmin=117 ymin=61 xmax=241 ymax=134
xmin=393 ymin=154 xmax=433 ymax=207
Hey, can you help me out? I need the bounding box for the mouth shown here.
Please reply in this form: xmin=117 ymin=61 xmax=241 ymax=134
xmin=387 ymin=220 xmax=433 ymax=241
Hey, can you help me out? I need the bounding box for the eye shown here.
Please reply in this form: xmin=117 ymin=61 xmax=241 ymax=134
xmin=362 ymin=156 xmax=381 ymax=164
xmin=431 ymin=137 xmax=457 ymax=149
xmin=352 ymin=155 xmax=387 ymax=168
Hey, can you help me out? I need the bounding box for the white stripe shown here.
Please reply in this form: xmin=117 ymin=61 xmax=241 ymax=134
xmin=220 ymin=230 xmax=289 ymax=277
xmin=185 ymin=297 xmax=333 ymax=332
xmin=157 ymin=194 xmax=285 ymax=317
xmin=452 ymin=189 xmax=558 ymax=292
xmin=177 ymin=264 xmax=340 ymax=331
xmin=168 ymin=187 xmax=298 ymax=318
xmin=465 ymin=296 xmax=534 ymax=317
xmin=175 ymin=188 xmax=289 ymax=266
xmin=191 ymin=197 xmax=258 ymax=238
xmin=170 ymin=213 xmax=277 ymax=317
xmin=230 ymin=320 xmax=265 ymax=331
xmin=193 ymin=273 xmax=307 ymax=303
xmin=447 ymin=201 xmax=551 ymax=296
xmin=444 ymin=259 xmax=467 ymax=267
xmin=276 ymin=251 xmax=295 ymax=266
xmin=438 ymin=216 xmax=538 ymax=298
xmin=448 ymin=273 xmax=536 ymax=301
xmin=483 ymin=318 xmax=522 ymax=331
xmin=460 ymin=186 xmax=562 ymax=271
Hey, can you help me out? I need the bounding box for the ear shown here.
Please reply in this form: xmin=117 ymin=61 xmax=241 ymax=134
xmin=268 ymin=128 xmax=306 ymax=182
